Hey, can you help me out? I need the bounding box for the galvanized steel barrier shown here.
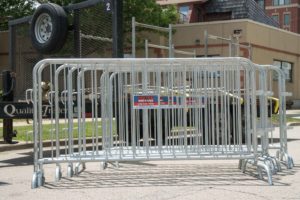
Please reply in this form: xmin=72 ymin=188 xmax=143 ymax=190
xmin=30 ymin=58 xmax=294 ymax=188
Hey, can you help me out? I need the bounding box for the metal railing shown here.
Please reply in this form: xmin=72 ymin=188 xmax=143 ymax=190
xmin=30 ymin=57 xmax=294 ymax=188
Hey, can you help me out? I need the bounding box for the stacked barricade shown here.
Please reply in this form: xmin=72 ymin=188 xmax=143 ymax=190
xmin=29 ymin=58 xmax=294 ymax=188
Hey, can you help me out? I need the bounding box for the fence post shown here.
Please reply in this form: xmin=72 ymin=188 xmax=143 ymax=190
xmin=2 ymin=70 xmax=16 ymax=143
xmin=112 ymin=0 xmax=123 ymax=58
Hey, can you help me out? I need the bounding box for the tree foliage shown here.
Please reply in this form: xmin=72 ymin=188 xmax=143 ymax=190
xmin=0 ymin=0 xmax=178 ymax=31
xmin=37 ymin=0 xmax=178 ymax=28
xmin=0 ymin=0 xmax=178 ymax=55
xmin=35 ymin=0 xmax=84 ymax=5
xmin=123 ymin=0 xmax=178 ymax=49
xmin=123 ymin=0 xmax=178 ymax=32
xmin=0 ymin=0 xmax=35 ymax=31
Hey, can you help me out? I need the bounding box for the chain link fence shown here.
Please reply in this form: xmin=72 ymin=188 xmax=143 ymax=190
xmin=10 ymin=0 xmax=113 ymax=100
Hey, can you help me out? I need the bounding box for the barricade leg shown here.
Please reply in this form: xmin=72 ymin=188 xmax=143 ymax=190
xmin=31 ymin=172 xmax=38 ymax=189
xmin=75 ymin=162 xmax=86 ymax=175
xmin=32 ymin=169 xmax=45 ymax=189
xmin=67 ymin=163 xmax=74 ymax=177
xmin=55 ymin=164 xmax=62 ymax=182
xmin=257 ymin=162 xmax=273 ymax=185
xmin=277 ymin=150 xmax=294 ymax=169
xmin=100 ymin=162 xmax=108 ymax=170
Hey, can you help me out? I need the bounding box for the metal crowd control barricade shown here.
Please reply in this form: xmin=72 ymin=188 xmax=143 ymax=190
xmin=255 ymin=65 xmax=293 ymax=169
xmin=239 ymin=64 xmax=294 ymax=179
xmin=31 ymin=58 xmax=293 ymax=188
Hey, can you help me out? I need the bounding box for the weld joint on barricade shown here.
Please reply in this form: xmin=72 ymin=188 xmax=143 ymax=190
xmin=256 ymin=128 xmax=264 ymax=135
xmin=266 ymin=91 xmax=274 ymax=97
xmin=282 ymin=92 xmax=292 ymax=97
xmin=285 ymin=125 xmax=294 ymax=130
xmin=256 ymin=90 xmax=264 ymax=96
xmin=266 ymin=127 xmax=275 ymax=132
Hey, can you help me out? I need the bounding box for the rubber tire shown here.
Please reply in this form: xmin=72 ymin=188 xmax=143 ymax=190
xmin=30 ymin=3 xmax=68 ymax=54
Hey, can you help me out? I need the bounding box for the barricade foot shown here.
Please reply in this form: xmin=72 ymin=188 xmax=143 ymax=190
xmin=32 ymin=170 xmax=45 ymax=189
xmin=276 ymin=151 xmax=294 ymax=169
xmin=238 ymin=159 xmax=243 ymax=169
xmin=67 ymin=163 xmax=74 ymax=177
xmin=75 ymin=162 xmax=86 ymax=175
xmin=275 ymin=158 xmax=282 ymax=172
xmin=241 ymin=159 xmax=249 ymax=173
xmin=31 ymin=172 xmax=38 ymax=189
xmin=291 ymin=157 xmax=295 ymax=168
xmin=265 ymin=157 xmax=278 ymax=175
xmin=55 ymin=165 xmax=62 ymax=182
xmin=257 ymin=162 xmax=273 ymax=185
xmin=286 ymin=154 xmax=294 ymax=169
xmin=280 ymin=153 xmax=294 ymax=169
xmin=109 ymin=161 xmax=119 ymax=168
xmin=258 ymin=156 xmax=280 ymax=175
xmin=271 ymin=156 xmax=282 ymax=173
xmin=276 ymin=150 xmax=281 ymax=160
xmin=37 ymin=171 xmax=45 ymax=187
xmin=101 ymin=162 xmax=108 ymax=170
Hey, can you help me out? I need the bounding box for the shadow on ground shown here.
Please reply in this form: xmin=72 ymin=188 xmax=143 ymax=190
xmin=43 ymin=162 xmax=299 ymax=189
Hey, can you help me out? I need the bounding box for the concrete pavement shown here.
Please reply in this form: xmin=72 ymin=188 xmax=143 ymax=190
xmin=0 ymin=125 xmax=299 ymax=199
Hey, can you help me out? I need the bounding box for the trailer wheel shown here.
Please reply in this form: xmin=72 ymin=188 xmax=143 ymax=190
xmin=30 ymin=3 xmax=68 ymax=54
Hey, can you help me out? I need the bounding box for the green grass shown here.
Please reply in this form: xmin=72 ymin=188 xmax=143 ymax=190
xmin=271 ymin=115 xmax=300 ymax=126
xmin=1 ymin=115 xmax=300 ymax=142
xmin=0 ymin=121 xmax=116 ymax=142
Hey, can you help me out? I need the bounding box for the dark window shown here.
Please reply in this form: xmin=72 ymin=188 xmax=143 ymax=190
xmin=284 ymin=13 xmax=290 ymax=25
xmin=272 ymin=14 xmax=279 ymax=22
xmin=204 ymin=12 xmax=232 ymax=22
xmin=273 ymin=60 xmax=293 ymax=82
xmin=273 ymin=0 xmax=290 ymax=5
xmin=179 ymin=5 xmax=189 ymax=23
xmin=256 ymin=0 xmax=265 ymax=8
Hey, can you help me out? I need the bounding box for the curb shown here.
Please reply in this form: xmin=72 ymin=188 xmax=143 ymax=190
xmin=1 ymin=123 xmax=299 ymax=152
xmin=0 ymin=138 xmax=103 ymax=152
xmin=0 ymin=142 xmax=34 ymax=152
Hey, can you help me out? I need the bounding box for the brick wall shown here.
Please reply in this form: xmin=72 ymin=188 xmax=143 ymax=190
xmin=265 ymin=1 xmax=300 ymax=33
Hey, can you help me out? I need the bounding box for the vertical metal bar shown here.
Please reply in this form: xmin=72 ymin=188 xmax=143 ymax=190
xmin=145 ymin=39 xmax=149 ymax=58
xmin=77 ymin=69 xmax=83 ymax=155
xmin=82 ymin=71 xmax=86 ymax=154
xmin=37 ymin=68 xmax=44 ymax=164
xmin=94 ymin=67 xmax=99 ymax=155
xmin=67 ymin=66 xmax=74 ymax=157
xmin=248 ymin=44 xmax=252 ymax=60
xmin=2 ymin=71 xmax=14 ymax=143
xmin=112 ymin=0 xmax=123 ymax=58
xmin=228 ymin=35 xmax=232 ymax=57
xmin=169 ymin=24 xmax=173 ymax=58
xmin=9 ymin=24 xmax=16 ymax=72
xmin=142 ymin=64 xmax=149 ymax=157
xmin=204 ymin=30 xmax=208 ymax=57
xmin=132 ymin=17 xmax=136 ymax=58
xmin=32 ymin=64 xmax=39 ymax=173
xmin=74 ymin=9 xmax=81 ymax=58
xmin=235 ymin=36 xmax=240 ymax=57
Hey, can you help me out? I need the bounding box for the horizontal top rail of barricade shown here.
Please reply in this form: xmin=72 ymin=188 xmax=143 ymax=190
xmin=32 ymin=57 xmax=258 ymax=74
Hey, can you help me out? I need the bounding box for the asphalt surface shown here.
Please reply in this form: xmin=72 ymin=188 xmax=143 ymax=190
xmin=0 ymin=110 xmax=300 ymax=199
xmin=0 ymin=126 xmax=299 ymax=200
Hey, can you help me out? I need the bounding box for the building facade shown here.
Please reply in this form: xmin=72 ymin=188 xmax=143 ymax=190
xmin=157 ymin=0 xmax=300 ymax=34
xmin=159 ymin=20 xmax=300 ymax=104
xmin=265 ymin=0 xmax=300 ymax=33
xmin=157 ymin=0 xmax=278 ymax=27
